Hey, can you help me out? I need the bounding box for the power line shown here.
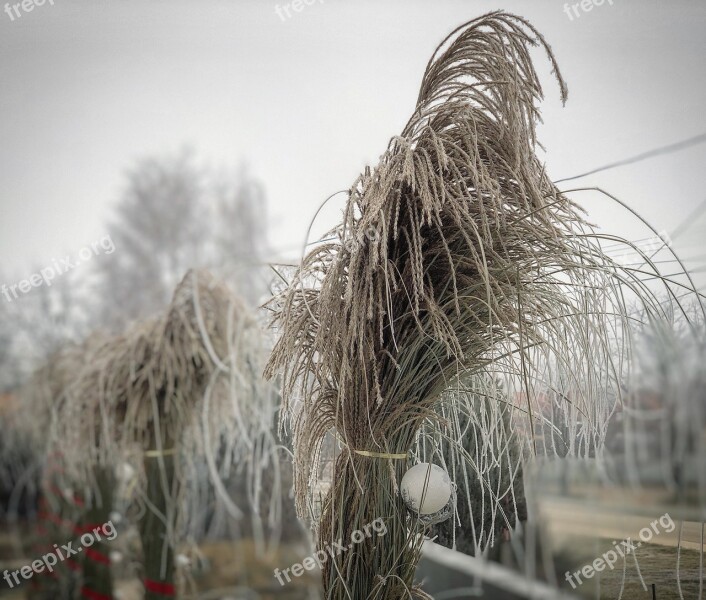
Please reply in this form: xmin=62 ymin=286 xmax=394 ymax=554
xmin=267 ymin=135 xmax=706 ymax=267
xmin=554 ymin=132 xmax=706 ymax=184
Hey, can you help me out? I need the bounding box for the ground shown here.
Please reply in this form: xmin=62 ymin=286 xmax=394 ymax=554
xmin=0 ymin=525 xmax=319 ymax=599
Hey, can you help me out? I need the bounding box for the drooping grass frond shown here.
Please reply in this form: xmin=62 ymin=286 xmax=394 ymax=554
xmin=16 ymin=269 xmax=281 ymax=594
xmin=265 ymin=11 xmax=702 ymax=598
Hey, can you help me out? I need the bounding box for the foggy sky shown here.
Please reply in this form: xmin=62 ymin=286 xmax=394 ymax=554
xmin=1 ymin=0 xmax=705 ymax=288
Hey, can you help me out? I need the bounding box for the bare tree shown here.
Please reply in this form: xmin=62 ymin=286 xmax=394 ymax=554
xmin=96 ymin=151 xmax=268 ymax=330
xmin=96 ymin=149 xmax=207 ymax=328
xmin=0 ymin=266 xmax=90 ymax=390
xmin=212 ymin=164 xmax=269 ymax=306
xmin=0 ymin=286 xmax=20 ymax=392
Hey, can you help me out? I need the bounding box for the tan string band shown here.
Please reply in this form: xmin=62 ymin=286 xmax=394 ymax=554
xmin=144 ymin=448 xmax=177 ymax=458
xmin=353 ymin=450 xmax=407 ymax=460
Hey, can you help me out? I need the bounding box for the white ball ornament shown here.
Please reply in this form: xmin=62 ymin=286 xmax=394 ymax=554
xmin=117 ymin=462 xmax=135 ymax=481
xmin=175 ymin=554 xmax=191 ymax=567
xmin=400 ymin=463 xmax=452 ymax=515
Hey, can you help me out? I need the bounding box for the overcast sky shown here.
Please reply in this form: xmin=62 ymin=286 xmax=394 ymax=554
xmin=1 ymin=0 xmax=705 ymax=289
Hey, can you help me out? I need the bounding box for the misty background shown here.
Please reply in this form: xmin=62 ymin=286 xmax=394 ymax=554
xmin=1 ymin=0 xmax=705 ymax=384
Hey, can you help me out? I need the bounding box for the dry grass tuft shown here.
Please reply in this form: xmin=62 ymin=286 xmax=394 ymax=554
xmin=265 ymin=11 xmax=702 ymax=598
